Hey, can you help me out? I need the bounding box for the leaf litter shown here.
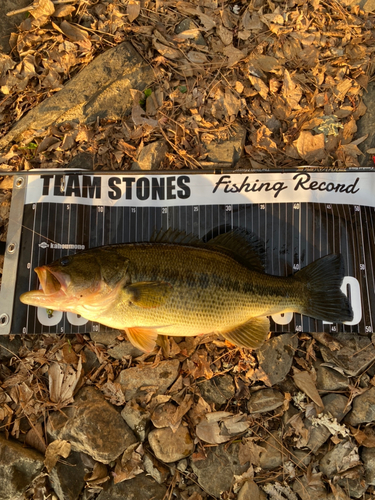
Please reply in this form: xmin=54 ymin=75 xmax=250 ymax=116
xmin=1 ymin=0 xmax=375 ymax=498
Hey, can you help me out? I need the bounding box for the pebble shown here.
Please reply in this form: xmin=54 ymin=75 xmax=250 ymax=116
xmin=47 ymin=386 xmax=137 ymax=464
xmin=315 ymin=362 xmax=349 ymax=392
xmin=143 ymin=451 xmax=170 ymax=484
xmin=319 ymin=439 xmax=358 ymax=478
xmin=198 ymin=374 xmax=235 ymax=407
xmin=108 ymin=341 xmax=144 ymax=359
xmin=116 ymin=359 xmax=180 ymax=401
xmin=248 ymin=389 xmax=284 ymax=414
xmin=121 ymin=401 xmax=151 ymax=442
xmin=175 ymin=18 xmax=207 ymax=46
xmin=148 ymin=424 xmax=194 ymax=463
xmin=49 ymin=451 xmax=86 ymax=500
xmin=131 ymin=140 xmax=168 ymax=171
xmin=345 ymin=386 xmax=375 ymax=426
xmin=258 ymin=430 xmax=285 ymax=470
xmin=238 ymin=480 xmax=267 ymax=500
xmin=256 ymin=333 xmax=298 ymax=386
xmin=362 ymin=447 xmax=375 ymax=486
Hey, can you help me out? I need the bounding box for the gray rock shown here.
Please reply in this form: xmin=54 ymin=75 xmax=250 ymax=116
xmin=320 ymin=333 xmax=375 ymax=377
xmin=356 ymin=81 xmax=375 ymax=166
xmin=315 ymin=363 xmax=349 ymax=392
xmin=82 ymin=346 xmax=100 ymax=375
xmin=131 ymin=141 xmax=168 ymax=171
xmin=336 ymin=478 xmax=367 ymax=499
xmin=293 ymin=474 xmax=329 ymax=500
xmin=362 ymin=447 xmax=375 ymax=485
xmin=291 ymin=448 xmax=312 ymax=467
xmin=49 ymin=451 xmax=86 ymax=500
xmin=90 ymin=331 xmax=120 ymax=346
xmin=345 ymin=386 xmax=375 ymax=425
xmin=0 ymin=0 xmax=30 ymax=54
xmin=198 ymin=374 xmax=235 ymax=407
xmin=256 ymin=334 xmax=298 ymax=386
xmin=259 ymin=430 xmax=285 ymax=470
xmin=191 ymin=443 xmax=249 ymax=498
xmin=143 ymin=451 xmax=170 ymax=484
xmin=116 ymin=359 xmax=180 ymax=401
xmin=175 ymin=18 xmax=206 ymax=46
xmin=148 ymin=424 xmax=194 ymax=463
xmin=67 ymin=152 xmax=94 ymax=170
xmin=248 ymin=389 xmax=284 ymax=414
xmin=0 ymin=42 xmax=153 ymax=149
xmin=238 ymin=480 xmax=267 ymax=500
xmin=121 ymin=401 xmax=151 ymax=441
xmin=0 ymin=433 xmax=44 ymax=500
xmin=305 ymin=394 xmax=350 ymax=452
xmin=96 ymin=474 xmax=167 ymax=500
xmin=47 ymin=386 xmax=137 ymax=464
xmin=0 ymin=335 xmax=22 ymax=361
xmin=108 ymin=342 xmax=143 ymax=360
xmin=319 ymin=439 xmax=358 ymax=478
xmin=201 ymin=125 xmax=247 ymax=167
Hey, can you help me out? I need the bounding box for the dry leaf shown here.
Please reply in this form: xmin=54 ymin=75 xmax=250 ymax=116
xmin=30 ymin=0 xmax=55 ymax=19
xmin=238 ymin=438 xmax=265 ymax=466
xmin=293 ymin=370 xmax=323 ymax=408
xmin=60 ymin=20 xmax=89 ymax=42
xmin=48 ymin=358 xmax=82 ymax=405
xmin=127 ymin=0 xmax=141 ymax=22
xmin=296 ymin=131 xmax=326 ymax=162
xmin=196 ymin=412 xmax=249 ymax=444
xmin=53 ymin=4 xmax=75 ymax=17
xmin=187 ymin=51 xmax=208 ymax=64
xmin=282 ymin=70 xmax=302 ymax=110
xmin=153 ymin=39 xmax=182 ymax=60
xmin=44 ymin=440 xmax=71 ymax=472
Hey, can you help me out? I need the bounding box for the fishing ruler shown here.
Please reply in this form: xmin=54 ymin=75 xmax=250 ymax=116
xmin=1 ymin=168 xmax=374 ymax=336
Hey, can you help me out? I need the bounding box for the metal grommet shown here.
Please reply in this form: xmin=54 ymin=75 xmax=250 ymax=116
xmin=15 ymin=177 xmax=24 ymax=188
xmin=0 ymin=314 xmax=9 ymax=327
xmin=7 ymin=242 xmax=16 ymax=254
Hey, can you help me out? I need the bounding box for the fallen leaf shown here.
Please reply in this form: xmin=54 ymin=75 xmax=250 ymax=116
xmin=44 ymin=439 xmax=71 ymax=472
xmin=296 ymin=131 xmax=326 ymax=162
xmin=60 ymin=20 xmax=89 ymax=42
xmin=293 ymin=369 xmax=323 ymax=408
xmin=30 ymin=0 xmax=55 ymax=19
xmin=127 ymin=0 xmax=141 ymax=22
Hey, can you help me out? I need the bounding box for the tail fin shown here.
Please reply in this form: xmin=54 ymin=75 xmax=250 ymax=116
xmin=295 ymin=254 xmax=353 ymax=323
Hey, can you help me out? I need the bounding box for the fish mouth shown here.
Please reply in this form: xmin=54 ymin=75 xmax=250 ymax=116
xmin=20 ymin=266 xmax=68 ymax=306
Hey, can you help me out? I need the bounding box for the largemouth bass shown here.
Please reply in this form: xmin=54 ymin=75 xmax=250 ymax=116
xmin=20 ymin=229 xmax=353 ymax=352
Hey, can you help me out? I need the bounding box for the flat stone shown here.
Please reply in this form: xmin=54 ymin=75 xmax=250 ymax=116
xmin=67 ymin=152 xmax=94 ymax=170
xmin=319 ymin=439 xmax=358 ymax=478
xmin=49 ymin=451 xmax=86 ymax=500
xmin=248 ymin=389 xmax=284 ymax=414
xmin=0 ymin=0 xmax=31 ymax=54
xmin=108 ymin=342 xmax=144 ymax=360
xmin=320 ymin=333 xmax=375 ymax=377
xmin=238 ymin=480 xmax=267 ymax=500
xmin=175 ymin=18 xmax=206 ymax=46
xmin=315 ymin=362 xmax=349 ymax=392
xmin=131 ymin=140 xmax=168 ymax=171
xmin=0 ymin=433 xmax=44 ymax=500
xmin=191 ymin=443 xmax=249 ymax=498
xmin=96 ymin=474 xmax=167 ymax=500
xmin=121 ymin=401 xmax=151 ymax=441
xmin=259 ymin=430 xmax=285 ymax=470
xmin=345 ymin=386 xmax=375 ymax=425
xmin=143 ymin=451 xmax=170 ymax=484
xmin=198 ymin=374 xmax=235 ymax=407
xmin=305 ymin=394 xmax=350 ymax=452
xmin=0 ymin=335 xmax=22 ymax=361
xmin=256 ymin=334 xmax=298 ymax=386
xmin=0 ymin=42 xmax=153 ymax=149
xmin=362 ymin=447 xmax=375 ymax=485
xmin=201 ymin=125 xmax=247 ymax=167
xmin=115 ymin=359 xmax=180 ymax=401
xmin=148 ymin=424 xmax=194 ymax=463
xmin=47 ymin=386 xmax=137 ymax=464
xmin=90 ymin=331 xmax=120 ymax=346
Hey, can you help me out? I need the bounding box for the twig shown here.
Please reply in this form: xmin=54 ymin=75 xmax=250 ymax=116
xmin=6 ymin=0 xmax=76 ymax=17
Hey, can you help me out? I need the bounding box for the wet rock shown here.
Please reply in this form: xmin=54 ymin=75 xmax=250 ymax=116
xmin=198 ymin=374 xmax=235 ymax=407
xmin=305 ymin=394 xmax=350 ymax=452
xmin=0 ymin=335 xmax=22 ymax=361
xmin=108 ymin=341 xmax=143 ymax=360
xmin=116 ymin=359 xmax=180 ymax=401
xmin=248 ymin=389 xmax=284 ymax=414
xmin=191 ymin=443 xmax=249 ymax=498
xmin=0 ymin=42 xmax=153 ymax=149
xmin=0 ymin=433 xmax=44 ymax=500
xmin=238 ymin=480 xmax=267 ymax=500
xmin=201 ymin=125 xmax=247 ymax=167
xmin=0 ymin=0 xmax=31 ymax=54
xmin=362 ymin=447 xmax=375 ymax=485
xmin=49 ymin=451 xmax=86 ymax=500
xmin=259 ymin=430 xmax=285 ymax=470
xmin=47 ymin=386 xmax=137 ymax=464
xmin=96 ymin=474 xmax=167 ymax=500
xmin=131 ymin=140 xmax=168 ymax=171
xmin=143 ymin=451 xmax=170 ymax=484
xmin=256 ymin=333 xmax=298 ymax=386
xmin=315 ymin=362 xmax=349 ymax=392
xmin=175 ymin=18 xmax=206 ymax=46
xmin=345 ymin=386 xmax=375 ymax=425
xmin=90 ymin=331 xmax=120 ymax=346
xmin=356 ymin=81 xmax=375 ymax=167
xmin=319 ymin=439 xmax=358 ymax=478
xmin=320 ymin=333 xmax=375 ymax=377
xmin=148 ymin=424 xmax=194 ymax=463
xmin=121 ymin=401 xmax=151 ymax=441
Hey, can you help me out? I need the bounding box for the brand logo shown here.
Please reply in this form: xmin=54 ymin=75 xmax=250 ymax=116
xmin=38 ymin=242 xmax=85 ymax=250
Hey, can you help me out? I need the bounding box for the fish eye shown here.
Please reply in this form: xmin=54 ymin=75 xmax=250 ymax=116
xmin=60 ymin=257 xmax=70 ymax=267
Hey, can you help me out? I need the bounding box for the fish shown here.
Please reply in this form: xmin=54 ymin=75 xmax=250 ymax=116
xmin=20 ymin=228 xmax=353 ymax=352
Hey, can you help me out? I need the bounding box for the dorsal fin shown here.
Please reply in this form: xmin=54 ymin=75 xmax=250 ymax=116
xmin=206 ymin=229 xmax=265 ymax=271
xmin=150 ymin=227 xmax=202 ymax=246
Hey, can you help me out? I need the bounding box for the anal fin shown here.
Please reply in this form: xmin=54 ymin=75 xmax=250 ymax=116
xmin=221 ymin=316 xmax=270 ymax=349
xmin=125 ymin=327 xmax=158 ymax=352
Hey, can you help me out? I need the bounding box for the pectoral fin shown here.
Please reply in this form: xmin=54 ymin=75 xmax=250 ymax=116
xmin=221 ymin=316 xmax=270 ymax=349
xmin=125 ymin=327 xmax=158 ymax=352
xmin=126 ymin=281 xmax=172 ymax=308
